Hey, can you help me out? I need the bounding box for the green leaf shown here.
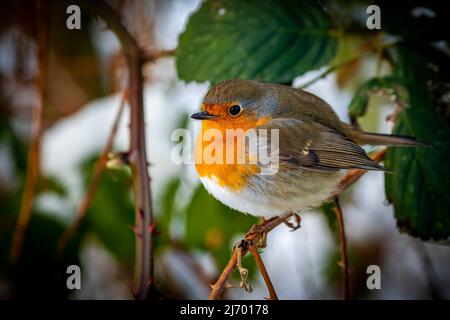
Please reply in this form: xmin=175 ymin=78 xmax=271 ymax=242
xmin=384 ymin=43 xmax=450 ymax=240
xmin=348 ymin=77 xmax=407 ymax=118
xmin=176 ymin=0 xmax=339 ymax=83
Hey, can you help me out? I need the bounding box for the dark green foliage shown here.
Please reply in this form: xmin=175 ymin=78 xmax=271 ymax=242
xmin=177 ymin=0 xmax=339 ymax=84
xmin=384 ymin=44 xmax=450 ymax=240
xmin=349 ymin=43 xmax=450 ymax=240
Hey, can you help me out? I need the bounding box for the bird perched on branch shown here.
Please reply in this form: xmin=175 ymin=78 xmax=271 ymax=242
xmin=192 ymin=79 xmax=424 ymax=218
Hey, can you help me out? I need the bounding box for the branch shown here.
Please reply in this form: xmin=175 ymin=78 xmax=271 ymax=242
xmin=80 ymin=0 xmax=155 ymax=300
xmin=57 ymin=91 xmax=128 ymax=254
xmin=208 ymin=148 xmax=387 ymax=300
xmin=296 ymin=42 xmax=396 ymax=89
xmin=10 ymin=0 xmax=48 ymax=264
xmin=208 ymin=214 xmax=294 ymax=300
xmin=142 ymin=49 xmax=176 ymax=63
xmin=333 ymin=197 xmax=349 ymax=300
xmin=248 ymin=244 xmax=278 ymax=300
xmin=297 ymin=55 xmax=362 ymax=89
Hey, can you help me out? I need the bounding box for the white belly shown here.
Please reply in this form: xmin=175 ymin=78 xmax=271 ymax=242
xmin=200 ymin=173 xmax=340 ymax=218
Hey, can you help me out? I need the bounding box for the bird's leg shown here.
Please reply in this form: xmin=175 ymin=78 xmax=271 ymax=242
xmin=283 ymin=212 xmax=301 ymax=231
xmin=245 ymin=217 xmax=277 ymax=248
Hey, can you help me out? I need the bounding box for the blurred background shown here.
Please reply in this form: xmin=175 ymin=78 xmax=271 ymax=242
xmin=0 ymin=0 xmax=449 ymax=299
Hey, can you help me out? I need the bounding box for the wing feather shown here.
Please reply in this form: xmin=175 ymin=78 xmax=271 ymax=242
xmin=258 ymin=118 xmax=386 ymax=172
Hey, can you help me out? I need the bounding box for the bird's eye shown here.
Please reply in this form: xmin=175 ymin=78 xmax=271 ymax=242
xmin=228 ymin=105 xmax=242 ymax=117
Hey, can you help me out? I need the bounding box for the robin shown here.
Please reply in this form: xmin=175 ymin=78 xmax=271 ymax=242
xmin=191 ymin=79 xmax=423 ymax=219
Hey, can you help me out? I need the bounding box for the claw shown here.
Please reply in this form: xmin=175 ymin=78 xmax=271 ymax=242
xmin=284 ymin=213 xmax=301 ymax=231
xmin=245 ymin=217 xmax=277 ymax=248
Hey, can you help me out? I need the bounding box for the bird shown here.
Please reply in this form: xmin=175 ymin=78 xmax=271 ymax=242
xmin=191 ymin=79 xmax=423 ymax=219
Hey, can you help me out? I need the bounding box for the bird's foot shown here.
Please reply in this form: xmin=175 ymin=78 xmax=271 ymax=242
xmin=245 ymin=217 xmax=277 ymax=248
xmin=283 ymin=212 xmax=301 ymax=231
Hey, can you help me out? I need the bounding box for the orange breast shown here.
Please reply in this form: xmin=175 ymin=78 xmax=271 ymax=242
xmin=194 ymin=114 xmax=269 ymax=190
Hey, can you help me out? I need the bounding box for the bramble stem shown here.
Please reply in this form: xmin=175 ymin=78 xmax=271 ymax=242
xmin=80 ymin=0 xmax=155 ymax=299
xmin=10 ymin=0 xmax=48 ymax=265
xmin=333 ymin=197 xmax=350 ymax=300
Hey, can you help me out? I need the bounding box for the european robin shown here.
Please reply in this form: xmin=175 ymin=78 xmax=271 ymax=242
xmin=191 ymin=79 xmax=423 ymax=218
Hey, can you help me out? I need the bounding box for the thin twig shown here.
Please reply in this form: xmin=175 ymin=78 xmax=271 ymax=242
xmin=209 ymin=149 xmax=387 ymax=300
xmin=297 ymin=55 xmax=362 ymax=89
xmin=142 ymin=49 xmax=176 ymax=63
xmin=333 ymin=197 xmax=349 ymax=300
xmin=208 ymin=249 xmax=240 ymax=300
xmin=81 ymin=0 xmax=155 ymax=299
xmin=296 ymin=42 xmax=396 ymax=89
xmin=10 ymin=0 xmax=48 ymax=264
xmin=57 ymin=91 xmax=128 ymax=254
xmin=208 ymin=213 xmax=294 ymax=300
xmin=248 ymin=244 xmax=278 ymax=300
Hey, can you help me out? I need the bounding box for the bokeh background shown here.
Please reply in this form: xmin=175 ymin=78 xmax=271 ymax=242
xmin=0 ymin=0 xmax=449 ymax=299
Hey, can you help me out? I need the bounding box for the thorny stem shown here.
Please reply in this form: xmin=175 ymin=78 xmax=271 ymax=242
xmin=333 ymin=197 xmax=350 ymax=300
xmin=208 ymin=149 xmax=386 ymax=300
xmin=57 ymin=91 xmax=128 ymax=254
xmin=80 ymin=0 xmax=155 ymax=299
xmin=10 ymin=0 xmax=48 ymax=264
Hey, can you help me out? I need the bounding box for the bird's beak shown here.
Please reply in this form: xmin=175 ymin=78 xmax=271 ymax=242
xmin=190 ymin=111 xmax=218 ymax=120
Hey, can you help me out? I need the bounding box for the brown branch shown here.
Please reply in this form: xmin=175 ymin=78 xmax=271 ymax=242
xmin=297 ymin=42 xmax=396 ymax=89
xmin=80 ymin=0 xmax=155 ymax=300
xmin=10 ymin=0 xmax=48 ymax=264
xmin=208 ymin=214 xmax=294 ymax=300
xmin=209 ymin=148 xmax=387 ymax=300
xmin=57 ymin=91 xmax=128 ymax=254
xmin=142 ymin=49 xmax=176 ymax=63
xmin=333 ymin=197 xmax=349 ymax=300
xmin=297 ymin=55 xmax=363 ymax=89
xmin=208 ymin=249 xmax=239 ymax=300
xmin=248 ymin=244 xmax=278 ymax=300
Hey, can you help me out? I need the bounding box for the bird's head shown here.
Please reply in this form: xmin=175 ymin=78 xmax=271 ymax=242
xmin=191 ymin=79 xmax=276 ymax=130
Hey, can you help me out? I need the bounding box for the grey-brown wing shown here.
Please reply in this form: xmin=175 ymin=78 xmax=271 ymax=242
xmin=259 ymin=118 xmax=386 ymax=172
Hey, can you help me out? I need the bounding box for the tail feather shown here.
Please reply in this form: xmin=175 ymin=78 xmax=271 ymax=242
xmin=353 ymin=132 xmax=428 ymax=147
